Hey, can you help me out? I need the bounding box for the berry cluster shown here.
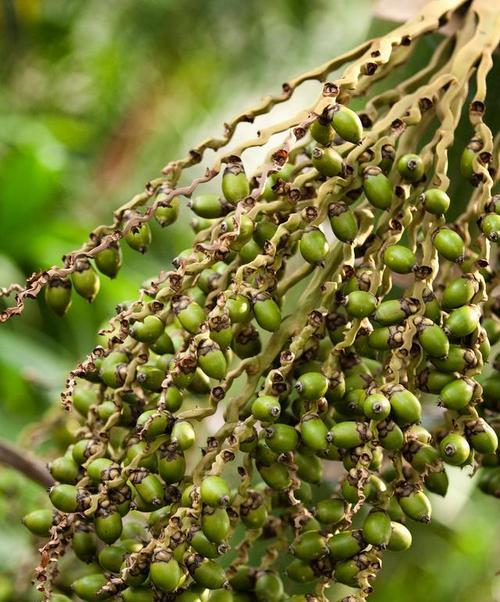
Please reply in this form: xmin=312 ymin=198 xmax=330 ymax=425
xmin=17 ymin=1 xmax=500 ymax=601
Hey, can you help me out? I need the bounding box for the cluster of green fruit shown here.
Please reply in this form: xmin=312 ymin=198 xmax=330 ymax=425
xmin=19 ymin=2 xmax=500 ymax=601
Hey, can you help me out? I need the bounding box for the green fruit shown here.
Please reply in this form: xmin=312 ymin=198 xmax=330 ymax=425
xmin=363 ymin=166 xmax=393 ymax=210
xmin=125 ymin=222 xmax=152 ymax=253
xmin=300 ymin=414 xmax=329 ymax=451
xmin=465 ymin=419 xmax=498 ymax=454
xmin=257 ymin=463 xmax=291 ymax=490
xmin=377 ymin=420 xmax=404 ymax=450
xmin=311 ymin=146 xmax=343 ymax=176
xmin=188 ymin=556 xmax=227 ymax=589
xmin=286 ymin=559 xmax=317 ymax=583
xmin=328 ymin=530 xmax=365 ymax=560
xmin=130 ymin=315 xmax=164 ymax=343
xmin=252 ymin=395 xmax=281 ymax=422
xmin=95 ymin=242 xmax=122 ymax=278
xmin=442 ymin=275 xmax=478 ymax=309
xmin=383 ymin=245 xmax=416 ymax=274
xmin=130 ymin=470 xmax=164 ymax=506
xmin=191 ymin=194 xmax=228 ymax=219
xmin=49 ymin=455 xmax=79 ymax=484
xmin=299 ymin=227 xmax=329 ymax=263
xmin=123 ymin=587 xmax=155 ymax=602
xmin=329 ymin=421 xmax=370 ymax=449
xmin=328 ymin=202 xmax=358 ymax=243
xmin=368 ymin=325 xmax=404 ymax=350
xmin=95 ymin=509 xmax=122 ymax=544
xmin=397 ymin=153 xmax=424 ymax=182
xmin=439 ymin=378 xmax=476 ymax=410
xmin=174 ymin=296 xmax=206 ymax=334
xmin=154 ymin=194 xmax=180 ymax=227
xmin=150 ymin=557 xmax=183 ymax=592
xmin=291 ymin=531 xmax=328 ymax=560
xmin=255 ymin=571 xmax=284 ymax=602
xmin=480 ymin=213 xmax=500 ymax=241
xmin=460 ymin=139 xmax=482 ymax=180
xmin=398 ymin=489 xmax=432 ymax=522
xmin=440 ymin=433 xmax=470 ymax=465
xmin=200 ymin=476 xmax=231 ymax=507
xmin=295 ymin=450 xmax=323 ymax=483
xmin=425 ymin=468 xmax=449 ymax=496
xmin=445 ymin=304 xmax=481 ymax=338
xmin=253 ymin=294 xmax=281 ymax=332
xmin=422 ymin=188 xmax=450 ymax=215
xmin=345 ymin=290 xmax=378 ymax=318
xmin=432 ymin=228 xmax=465 ymax=262
xmin=226 ymin=294 xmax=251 ymax=323
xmin=296 ymin=372 xmax=329 ymax=400
xmin=374 ymin=297 xmax=419 ymax=325
xmin=45 ymin=277 xmax=72 ymax=316
xmin=417 ymin=321 xmax=449 ymax=358
xmin=190 ymin=529 xmax=221 ymax=558
xmin=23 ymin=509 xmax=53 ymax=537
xmin=388 ymin=386 xmax=421 ymax=425
xmin=241 ymin=500 xmax=268 ymax=529
xmin=158 ymin=448 xmax=186 ymax=483
xmin=198 ymin=340 xmax=228 ymax=380
xmin=72 ymin=527 xmax=97 ymax=562
xmin=72 ymin=574 xmax=111 ymax=601
xmin=362 ymin=511 xmax=391 ymax=546
xmin=265 ymin=423 xmax=299 ymax=453
xmin=315 ymin=498 xmax=345 ymax=525
xmin=310 ymin=117 xmax=334 ymax=145
xmin=330 ymin=104 xmax=363 ymax=143
xmin=208 ymin=590 xmax=234 ymax=602
xmin=49 ymin=484 xmax=88 ymax=513
xmin=432 ymin=345 xmax=477 ymax=373
xmin=87 ymin=458 xmax=117 ymax=482
xmin=72 ymin=259 xmax=100 ymax=302
xmin=387 ymin=522 xmax=412 ymax=551
xmin=171 ymin=421 xmax=196 ymax=450
xmin=222 ymin=161 xmax=250 ymax=203
xmin=363 ymin=393 xmax=391 ymax=420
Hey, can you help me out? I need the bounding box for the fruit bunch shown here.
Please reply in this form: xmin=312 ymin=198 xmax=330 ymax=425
xmin=13 ymin=0 xmax=500 ymax=600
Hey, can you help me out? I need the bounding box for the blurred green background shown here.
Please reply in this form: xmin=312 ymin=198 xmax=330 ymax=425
xmin=0 ymin=0 xmax=498 ymax=600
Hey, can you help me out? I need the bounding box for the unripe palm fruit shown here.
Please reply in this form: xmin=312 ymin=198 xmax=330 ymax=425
xmin=130 ymin=470 xmax=165 ymax=506
xmin=173 ymin=295 xmax=206 ymax=334
xmin=49 ymin=484 xmax=89 ymax=513
xmin=383 ymin=245 xmax=416 ymax=274
xmin=291 ymin=530 xmax=328 ymax=561
xmin=222 ymin=161 xmax=250 ymax=203
xmin=328 ymin=202 xmax=358 ymax=243
xmin=226 ymin=294 xmax=251 ymax=323
xmin=286 ymin=558 xmax=317 ymax=583
xmin=265 ymin=423 xmax=298 ymax=453
xmin=299 ymin=227 xmax=329 ymax=264
xmin=445 ymin=304 xmax=481 ymax=338
xmin=95 ymin=509 xmax=123 ymax=544
xmin=122 ymin=587 xmax=155 ymax=602
xmin=71 ymin=574 xmax=111 ymax=601
xmin=45 ymin=277 xmax=72 ymax=316
xmin=422 ymin=188 xmax=450 ymax=215
xmin=439 ymin=377 xmax=476 ymax=410
xmin=251 ymin=395 xmax=281 ymax=422
xmin=314 ymin=498 xmax=345 ymax=525
xmin=329 ymin=421 xmax=371 ymax=449
xmin=255 ymin=571 xmax=284 ymax=602
xmin=376 ymin=420 xmax=405 ymax=450
xmin=95 ymin=241 xmax=122 ymax=278
xmin=171 ymin=420 xmax=196 ymax=450
xmin=189 ymin=529 xmax=221 ymax=558
xmin=300 ymin=414 xmax=329 ymax=450
xmin=465 ymin=419 xmax=498 ymax=454
xmin=130 ymin=315 xmax=164 ymax=343
xmin=362 ymin=166 xmax=393 ymax=210
xmin=387 ymin=385 xmax=422 ymax=425
xmin=397 ymin=153 xmax=424 ymax=182
xmin=311 ymin=146 xmax=343 ymax=176
xmin=310 ymin=115 xmax=334 ymax=145
xmin=201 ymin=475 xmax=231 ymax=507
xmin=187 ymin=555 xmax=227 ymax=589
xmin=330 ymin=104 xmax=363 ymax=143
xmin=150 ymin=555 xmax=184 ymax=592
xmin=190 ymin=194 xmax=228 ymax=219
xmin=387 ymin=522 xmax=412 ymax=551
xmin=125 ymin=220 xmax=152 ymax=253
xmin=49 ymin=455 xmax=79 ymax=483
xmin=344 ymin=290 xmax=378 ymax=318
xmin=417 ymin=320 xmax=449 ymax=359
xmin=253 ymin=293 xmax=281 ymax=332
xmin=425 ymin=468 xmax=449 ymax=497
xmin=440 ymin=433 xmax=470 ymax=465
xmin=460 ymin=138 xmax=482 ymax=181
xmin=154 ymin=195 xmax=179 ymax=227
xmin=158 ymin=448 xmax=186 ymax=483
xmin=398 ymin=488 xmax=432 ymax=523
xmin=363 ymin=393 xmax=391 ymax=420
xmin=71 ymin=259 xmax=100 ymax=302
xmin=295 ymin=371 xmax=329 ymax=400
xmin=257 ymin=462 xmax=291 ymax=490
xmin=442 ymin=274 xmax=478 ymax=309
xmin=328 ymin=530 xmax=365 ymax=560
xmin=362 ymin=511 xmax=391 ymax=546
xmin=374 ymin=297 xmax=419 ymax=325
xmin=432 ymin=228 xmax=465 ymax=262
xmin=197 ymin=340 xmax=227 ymax=380
xmin=201 ymin=508 xmax=231 ymax=544
xmin=23 ymin=509 xmax=54 ymax=537
xmin=479 ymin=213 xmax=500 ymax=241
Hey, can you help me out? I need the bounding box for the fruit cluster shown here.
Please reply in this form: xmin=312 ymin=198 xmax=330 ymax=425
xmin=17 ymin=1 xmax=500 ymax=601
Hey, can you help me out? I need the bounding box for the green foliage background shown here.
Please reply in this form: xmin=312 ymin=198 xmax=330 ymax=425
xmin=0 ymin=1 xmax=498 ymax=600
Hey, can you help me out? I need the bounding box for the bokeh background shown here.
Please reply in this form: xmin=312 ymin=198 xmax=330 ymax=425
xmin=0 ymin=0 xmax=498 ymax=600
